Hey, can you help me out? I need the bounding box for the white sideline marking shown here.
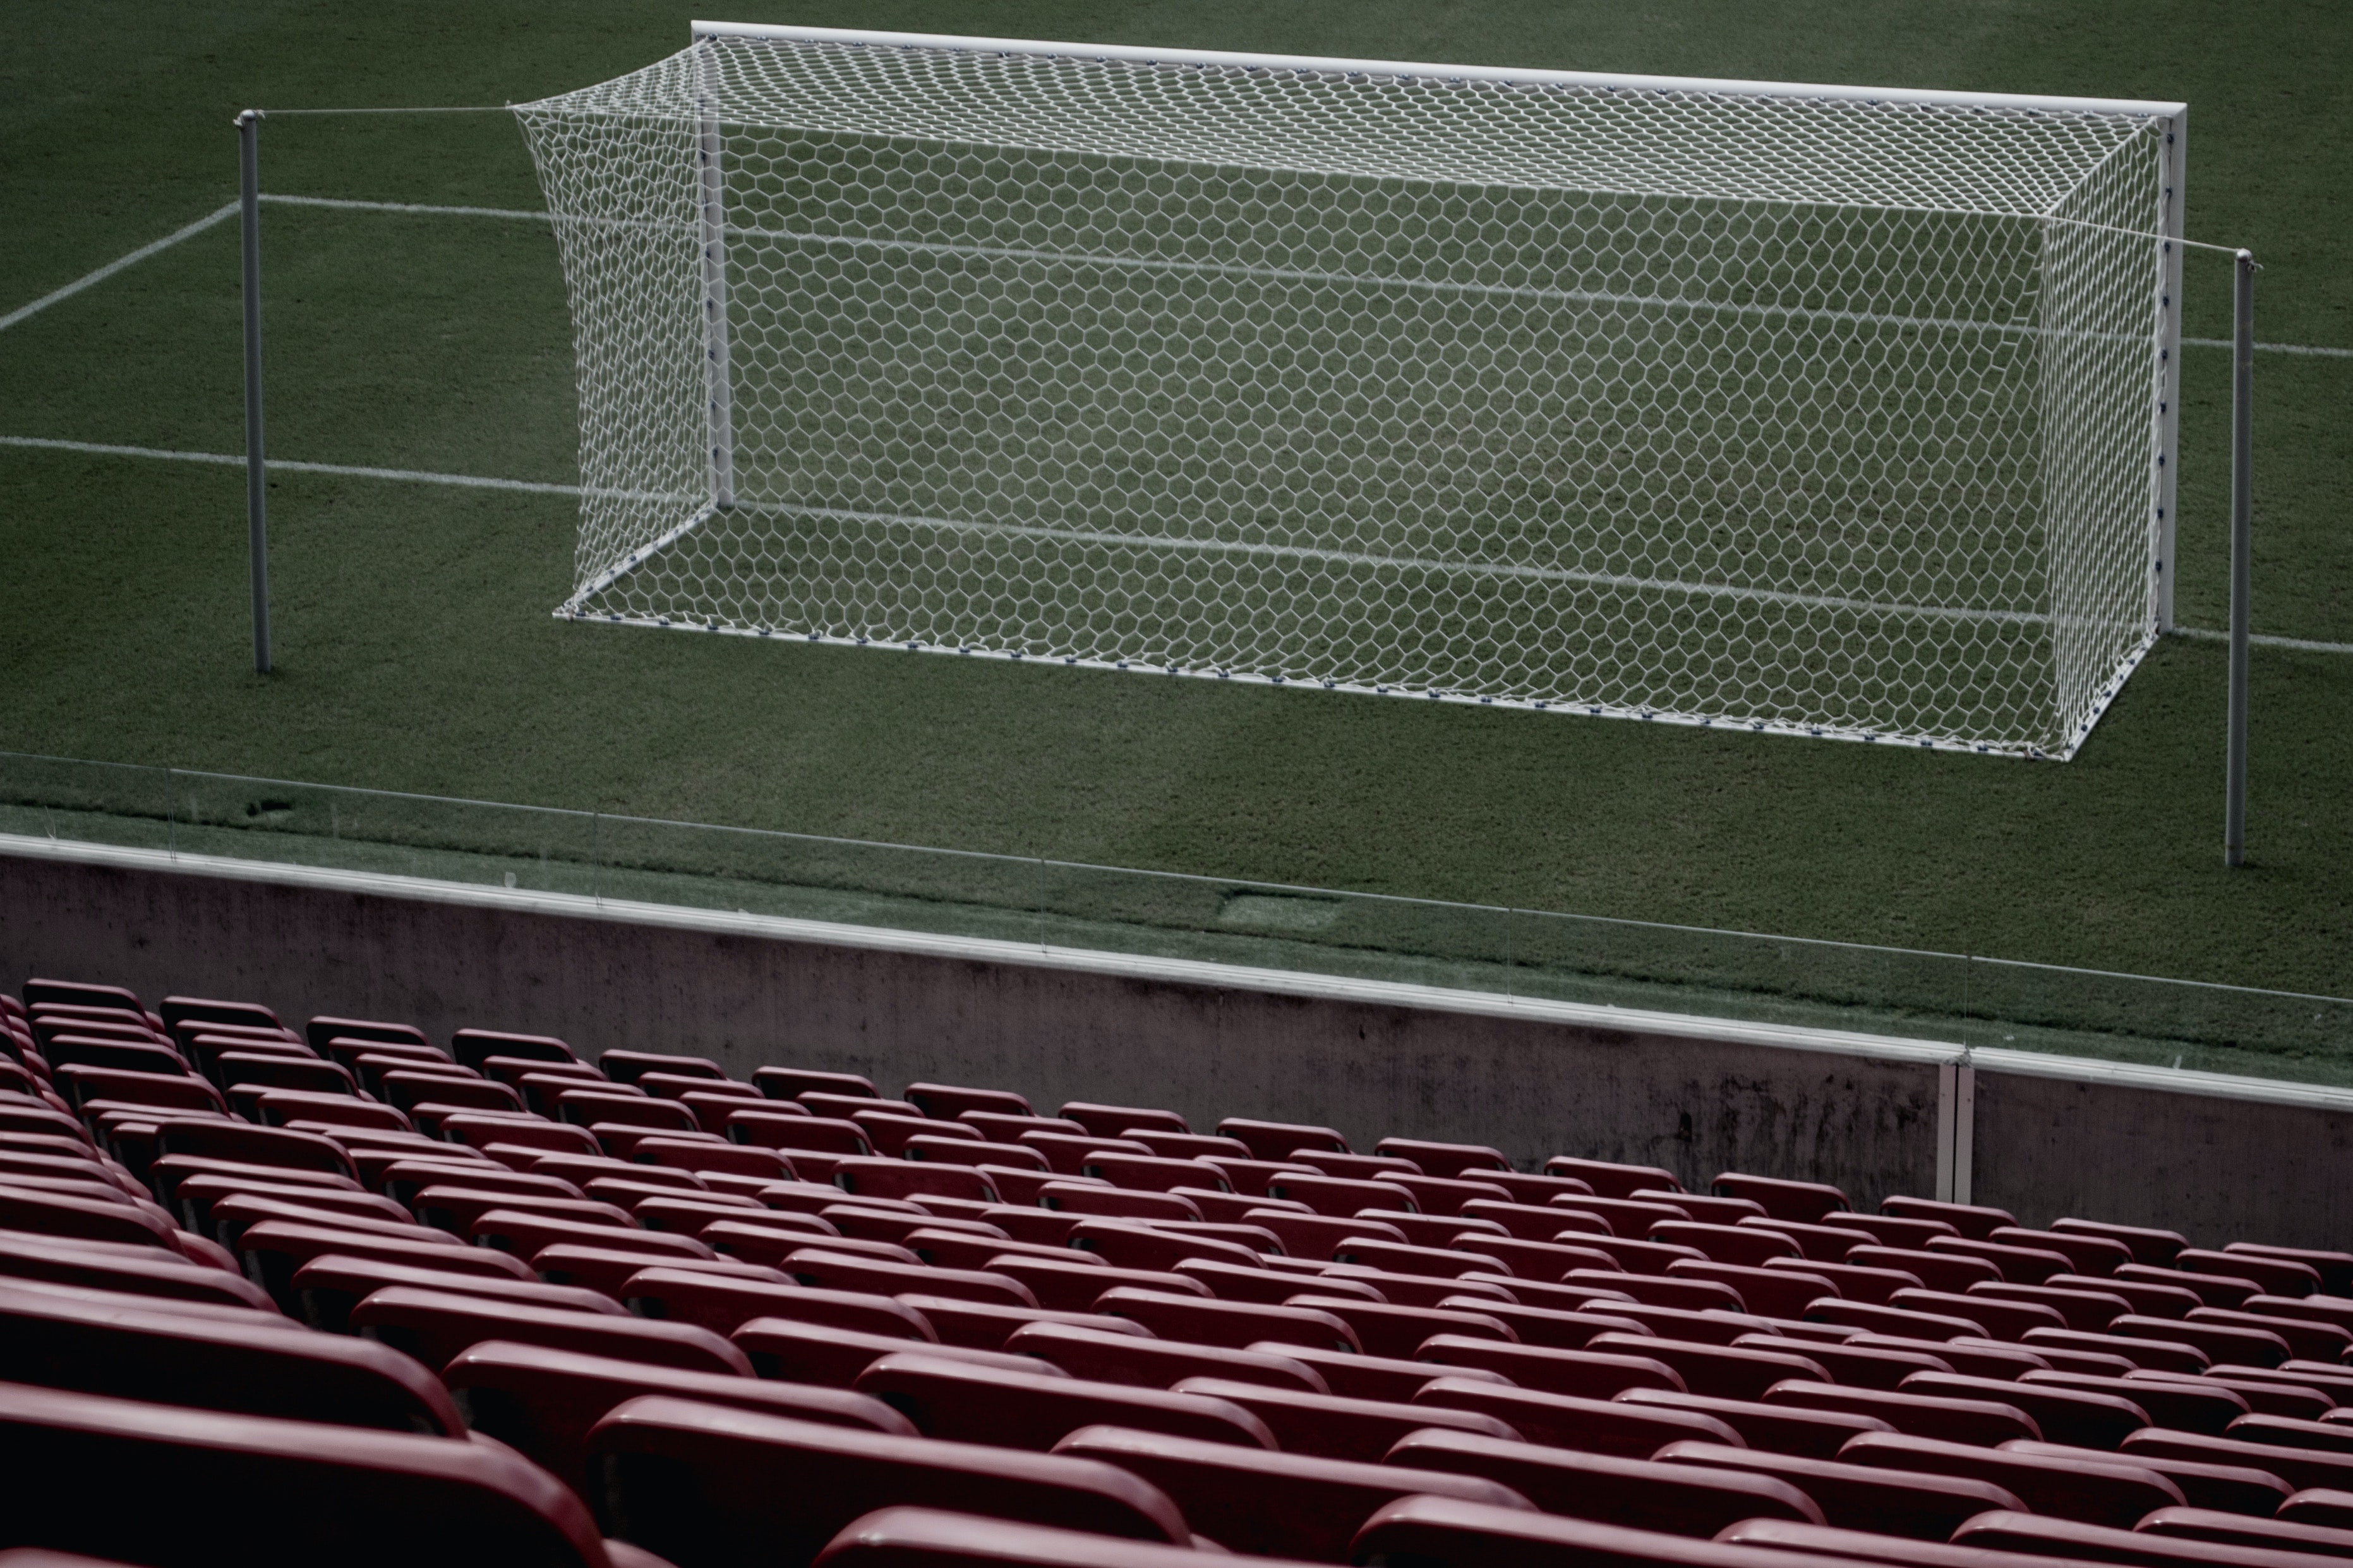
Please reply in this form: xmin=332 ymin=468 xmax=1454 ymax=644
xmin=0 ymin=434 xmax=685 ymax=503
xmin=2171 ymin=625 xmax=2353 ymax=655
xmin=0 ymin=202 xmax=240 ymax=334
xmin=2185 ymin=338 xmax=2353 ymax=359
xmin=256 ymin=193 xmax=551 ymax=222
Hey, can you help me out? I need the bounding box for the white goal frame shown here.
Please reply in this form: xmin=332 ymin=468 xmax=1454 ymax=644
xmin=527 ymin=23 xmax=2188 ymax=758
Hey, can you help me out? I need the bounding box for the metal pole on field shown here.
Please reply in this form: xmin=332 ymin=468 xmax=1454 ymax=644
xmin=2224 ymin=249 xmax=2255 ymax=868
xmin=237 ymin=109 xmax=272 ymax=674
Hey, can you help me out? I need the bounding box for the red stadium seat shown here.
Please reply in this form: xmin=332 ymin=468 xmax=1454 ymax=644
xmin=0 ymin=1230 xmax=276 ymax=1309
xmin=0 ymin=1281 xmax=460 ymax=1432
xmin=1057 ymin=1102 xmax=1188 ymax=1137
xmin=450 ymin=1029 xmax=575 ymax=1071
xmin=449 ymin=1339 xmax=911 ymax=1491
xmin=474 ymin=1209 xmax=718 ymax=1262
xmin=1003 ymin=1321 xmax=1329 ymax=1392
xmin=1386 ymin=1428 xmax=1825 ymax=1534
xmin=858 ymin=1352 xmax=1276 ymax=1449
xmin=1544 ymin=1158 xmax=1682 ymax=1197
xmin=2048 ymin=1218 xmax=2187 ymax=1267
xmin=2025 ymin=1326 xmax=2210 ymax=1374
xmin=1901 ymin=1370 xmax=2148 ymax=1448
xmin=1169 ymin=1376 xmax=1515 ymax=1461
xmin=1244 ymin=1209 xmax=1404 ymax=1257
xmin=1052 ymin=1424 xmax=1531 ymax=1560
xmin=1880 ymin=1197 xmax=2014 ymax=1239
xmin=0 ymin=1380 xmax=611 ymax=1568
xmin=1284 ymin=1295 xmax=1514 ymax=1358
xmin=1762 ymin=1380 xmax=2040 ymax=1444
xmin=1733 ymin=1332 xmax=1946 ymax=1391
xmin=2017 ymin=1370 xmax=2242 ymax=1434
xmin=731 ymin=1315 xmax=1050 ymax=1384
xmin=2280 ymin=1490 xmax=2353 ymax=1529
xmin=2001 ymin=1438 xmax=2292 ymax=1515
xmin=1711 ymin=1175 xmax=1848 ymax=1223
xmin=1585 ymin=1334 xmax=1825 ymax=1402
xmin=2190 ymin=1308 xmax=2353 ymax=1363
xmin=623 ymin=1264 xmax=937 ymax=1339
xmin=2227 ymin=1244 xmax=2353 ymax=1297
xmin=1970 ymin=1280 xmax=2135 ymax=1332
xmin=807 ymin=1506 xmax=1316 ymax=1568
xmin=1094 ymin=1286 xmax=1359 ymax=1353
xmin=1617 ymin=1389 xmax=1893 ymax=1459
xmin=2122 ymin=1428 xmax=2353 ymax=1493
xmin=1891 ymin=1288 xmax=2064 ymax=1341
xmin=1951 ymin=1510 xmax=2324 ymax=1568
xmin=290 ymin=1252 xmax=623 ymax=1331
xmin=1654 ymin=1439 xmax=2025 ymax=1538
xmin=2138 ymin=1506 xmax=2353 ymax=1559
xmin=753 ymin=1067 xmax=879 ymax=1100
xmin=1412 ymin=1379 xmax=1736 ymax=1456
xmin=589 ymin=1396 xmax=1191 ymax=1564
xmin=1453 ymin=1298 xmax=1647 ymax=1351
xmin=903 ymin=1083 xmax=1034 ymax=1119
xmin=992 ymin=1255 xmax=1208 ymax=1312
xmin=1417 ymin=1334 xmax=1684 ymax=1398
xmin=351 ymin=1285 xmax=752 ymax=1374
xmin=899 ymin=1295 xmax=1156 ymax=1352
xmin=1838 ymin=1430 xmax=2184 ymax=1526
xmin=1261 ymin=1343 xmax=1508 ymax=1402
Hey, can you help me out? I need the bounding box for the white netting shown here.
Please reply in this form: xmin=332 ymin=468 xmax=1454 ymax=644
xmin=516 ymin=32 xmax=2177 ymax=757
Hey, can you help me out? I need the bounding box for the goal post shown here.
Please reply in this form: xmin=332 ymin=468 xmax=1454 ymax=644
xmin=515 ymin=23 xmax=2186 ymax=758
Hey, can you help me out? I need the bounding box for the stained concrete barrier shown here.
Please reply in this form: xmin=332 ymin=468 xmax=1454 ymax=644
xmin=2 ymin=835 xmax=2344 ymax=1247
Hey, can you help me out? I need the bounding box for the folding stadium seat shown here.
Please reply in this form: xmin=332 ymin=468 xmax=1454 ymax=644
xmin=596 ymin=1050 xmax=721 ymax=1086
xmin=1875 ymin=1197 xmax=2013 ymax=1238
xmin=754 ymin=1067 xmax=880 ymax=1099
xmin=1212 ymin=1118 xmax=1348 ymax=1161
xmin=1453 ymin=1298 xmax=1647 ymax=1352
xmin=663 ymin=1088 xmax=774 ymax=1137
xmin=1572 ymin=1236 xmax=1716 ymax=1276
xmin=2280 ymin=1490 xmax=2353 ymax=1528
xmin=2138 ymin=1506 xmax=2353 ymax=1559
xmin=1705 ymin=1174 xmax=1846 ymax=1223
xmin=1370 ymin=1139 xmax=1508 ymax=1178
xmin=706 ymin=1219 xmax=901 ymax=1267
xmin=591 ymin=1395 xmax=1194 ymax=1564
xmin=1328 ymin=1236 xmax=1501 ymax=1281
xmin=625 ymin=1264 xmax=938 ymax=1340
xmin=0 ymin=1279 xmax=460 ymax=1432
xmin=1049 ymin=1424 xmax=1531 ymax=1560
xmin=1888 ymin=1370 xmax=2143 ymax=1447
xmin=23 ymin=979 xmax=146 ymax=1013
xmin=1966 ymin=1279 xmax=2133 ymax=1333
xmin=1718 ymin=1332 xmax=1935 ymax=1391
xmin=559 ymin=1090 xmax=697 ymax=1134
xmin=1559 ymin=1269 xmax=1737 ymax=1314
xmin=0 ymin=1183 xmax=186 ymax=1254
xmin=306 ymin=1015 xmax=431 ymax=1051
xmin=2132 ymin=1368 xmax=2339 ymax=1420
xmin=1653 ymin=1439 xmax=2024 ymax=1537
xmin=2110 ymin=1314 xmax=2294 ymax=1368
xmin=0 ymin=1230 xmax=276 ymax=1308
xmin=803 ymin=1507 xmax=1315 ymax=1568
xmin=769 ymin=1245 xmax=1030 ymax=1307
xmin=2119 ymin=1262 xmax=2261 ymax=1309
xmin=235 ymin=1218 xmax=512 ymax=1305
xmin=1635 ymin=1193 xmax=1766 ymax=1228
xmin=2124 ymin=1428 xmax=2353 ymax=1493
xmin=991 ymin=1255 xmax=1207 ymax=1312
xmin=351 ymin=1053 xmax=472 ymax=1098
xmin=1407 ymin=1379 xmax=1731 ymax=1456
xmin=1239 ymin=1209 xmax=1400 ymax=1259
xmin=1892 ymin=1288 xmax=2067 ymax=1341
xmin=1371 ymin=1175 xmax=1515 ymax=1216
xmin=2011 ymin=1369 xmax=2237 ymax=1434
xmin=1648 ymin=1221 xmax=1800 ymax=1270
xmin=1054 ymin=1101 xmax=1185 ymax=1137
xmin=159 ymin=996 xmax=282 ymax=1034
xmin=451 ymin=1028 xmax=576 ymax=1071
xmin=1061 ymin=1219 xmax=1261 ymax=1274
xmin=855 ymin=1351 xmax=1278 ymax=1451
xmin=1174 ymin=1258 xmax=1380 ymax=1307
xmin=2178 ymin=1248 xmax=2321 ymax=1297
xmin=1572 ymin=1337 xmax=1823 ymax=1403
xmin=1384 ymin=1427 xmax=1827 ymax=1535
xmin=1839 ymin=1430 xmax=2188 ymax=1525
xmin=1417 ymin=1334 xmax=1683 ymax=1398
xmin=2227 ymin=1243 xmax=2353 ymax=1296
xmin=2239 ymin=1292 xmax=2353 ymax=1334
xmin=0 ymin=1380 xmax=618 ymax=1568
xmin=479 ymin=1212 xmax=718 ymax=1266
xmin=1450 ymin=1236 xmax=1621 ymax=1286
xmin=1162 ymin=1376 xmax=1514 ymax=1460
xmin=1062 ymin=1284 xmax=1345 ymax=1352
xmin=447 ymin=1339 xmax=910 ymax=1490
xmin=2040 ymin=1217 xmax=2186 ymax=1267
xmin=40 ymin=1036 xmax=190 ymax=1077
xmin=2019 ymin=1325 xmax=2206 ymax=1373
xmin=214 ymin=1053 xmax=361 ymax=1102
xmin=1012 ymin=1132 xmax=1136 ymax=1174
xmin=377 ymin=1158 xmax=567 ymax=1208
xmin=2227 ymin=1412 xmax=2353 ymax=1452
xmin=1532 ymin=1158 xmax=1675 ymax=1198
xmin=900 ymin=1082 xmax=1033 ymax=1119
xmin=1284 ymin=1295 xmax=1515 ymax=1358
xmin=1951 ymin=1511 xmax=2335 ymax=1568
xmin=205 ymin=1188 xmax=436 ymax=1250
xmin=1759 ymin=1380 xmax=2040 ymax=1445
xmin=251 ymin=1088 xmax=411 ymax=1132
xmin=627 ymin=1138 xmax=793 ymax=1182
xmin=634 ymin=1192 xmax=797 ymax=1233
xmin=291 ymin=1250 xmax=623 ymax=1331
xmin=1978 ymin=1336 xmax=2131 ymax=1377
xmin=156 ymin=1118 xmax=356 ymax=1178
xmin=2002 ymin=1438 xmax=2292 ymax=1514
xmin=385 ymin=1071 xmax=522 ymax=1115
xmin=412 ymin=1183 xmax=632 ymax=1236
xmin=348 ymin=1283 xmax=748 ymax=1373
xmin=1615 ymin=1388 xmax=1891 ymax=1459
xmin=999 ymin=1321 xmax=1323 ymax=1391
xmin=52 ymin=1064 xmax=224 ymax=1116
xmin=1562 ymin=1300 xmax=1759 ymax=1347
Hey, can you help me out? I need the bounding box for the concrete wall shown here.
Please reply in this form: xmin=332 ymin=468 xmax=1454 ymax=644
xmin=3 ymin=842 xmax=2342 ymax=1247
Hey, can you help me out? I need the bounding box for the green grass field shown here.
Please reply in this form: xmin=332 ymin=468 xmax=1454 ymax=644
xmin=1 ymin=0 xmax=2347 ymax=1000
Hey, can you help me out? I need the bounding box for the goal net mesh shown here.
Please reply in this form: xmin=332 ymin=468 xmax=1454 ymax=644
xmin=516 ymin=33 xmax=2175 ymax=757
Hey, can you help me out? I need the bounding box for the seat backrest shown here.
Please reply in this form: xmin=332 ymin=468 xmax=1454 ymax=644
xmin=0 ymin=1380 xmax=608 ymax=1568
xmin=807 ymin=1505 xmax=1304 ymax=1568
xmin=1952 ymin=1510 xmax=2326 ymax=1568
xmin=1383 ymin=1428 xmax=1824 ymax=1537
xmin=289 ymin=1252 xmax=626 ymax=1332
xmin=448 ymin=1339 xmax=912 ymax=1493
xmin=351 ymin=1286 xmax=751 ymax=1377
xmin=452 ymin=1029 xmax=576 ymax=1070
xmin=587 ymin=1397 xmax=1189 ymax=1568
xmin=857 ymin=1353 xmax=1274 ymax=1451
xmin=1001 ymin=1322 xmax=1328 ymax=1394
xmin=623 ymin=1264 xmax=935 ymax=1341
xmin=0 ymin=1281 xmax=460 ymax=1433
xmin=1653 ymin=1439 xmax=2023 ymax=1538
xmin=731 ymin=1316 xmax=1037 ymax=1387
xmin=155 ymin=1120 xmax=354 ymax=1179
xmin=1714 ymin=1518 xmax=2103 ymax=1568
xmin=1052 ymin=1423 xmax=1532 ymax=1562
xmin=1837 ymin=1430 xmax=2183 ymax=1528
xmin=0 ymin=1230 xmax=277 ymax=1310
xmin=1167 ymin=1376 xmax=1512 ymax=1463
xmin=1419 ymin=1379 xmax=1742 ymax=1457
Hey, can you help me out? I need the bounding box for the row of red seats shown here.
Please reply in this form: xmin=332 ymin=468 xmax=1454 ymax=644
xmin=3 ymin=976 xmax=2352 ymax=1568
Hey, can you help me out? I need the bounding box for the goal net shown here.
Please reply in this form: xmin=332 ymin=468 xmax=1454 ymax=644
xmin=516 ymin=25 xmax=2185 ymax=758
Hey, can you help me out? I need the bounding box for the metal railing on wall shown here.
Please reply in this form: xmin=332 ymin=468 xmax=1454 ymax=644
xmin=1 ymin=748 xmax=2346 ymax=1088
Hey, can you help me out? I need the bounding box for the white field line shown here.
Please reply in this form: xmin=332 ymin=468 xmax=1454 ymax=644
xmin=0 ymin=202 xmax=239 ymax=333
xmin=2184 ymin=338 xmax=2353 ymax=359
xmin=4 ymin=431 xmax=2346 ymax=655
xmin=0 ymin=434 xmax=687 ymax=503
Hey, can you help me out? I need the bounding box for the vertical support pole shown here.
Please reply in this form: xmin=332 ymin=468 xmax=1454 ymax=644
xmin=2153 ymin=113 xmax=2188 ymax=631
xmin=1951 ymin=1064 xmax=1977 ymax=1207
xmin=1934 ymin=1062 xmax=1957 ymax=1202
xmin=237 ymin=110 xmax=272 ymax=673
xmin=696 ymin=64 xmax=735 ymax=511
xmin=2224 ymin=250 xmax=2256 ymax=867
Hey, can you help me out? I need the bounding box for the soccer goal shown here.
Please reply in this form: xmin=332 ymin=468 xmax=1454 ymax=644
xmin=515 ymin=24 xmax=2186 ymax=758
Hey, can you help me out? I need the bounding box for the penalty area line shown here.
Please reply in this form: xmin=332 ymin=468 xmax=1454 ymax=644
xmin=0 ymin=202 xmax=241 ymax=334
